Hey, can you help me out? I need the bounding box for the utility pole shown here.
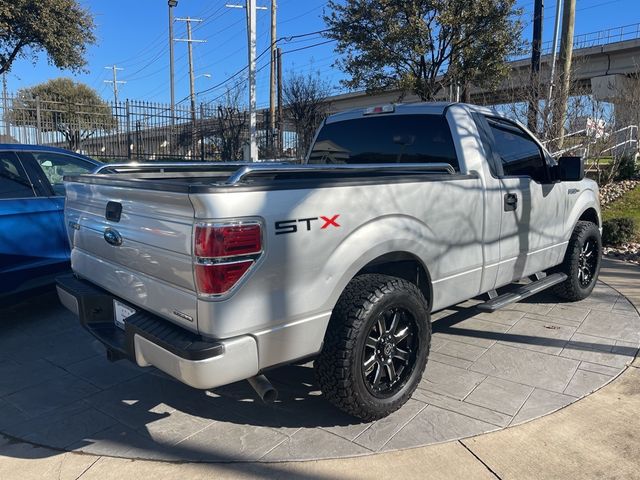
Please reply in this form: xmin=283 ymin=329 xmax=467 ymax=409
xmin=248 ymin=0 xmax=258 ymax=161
xmin=104 ymin=65 xmax=125 ymax=154
xmin=226 ymin=1 xmax=267 ymax=161
xmin=269 ymin=0 xmax=277 ymax=154
xmin=104 ymin=65 xmax=125 ymax=105
xmin=554 ymin=0 xmax=576 ymax=149
xmin=168 ymin=0 xmax=178 ymax=124
xmin=527 ymin=0 xmax=544 ymax=132
xmin=175 ymin=17 xmax=205 ymax=157
xmin=276 ymin=47 xmax=283 ymax=155
xmin=2 ymin=73 xmax=9 ymax=137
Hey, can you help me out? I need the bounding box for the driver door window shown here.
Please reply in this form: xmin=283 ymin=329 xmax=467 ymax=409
xmin=486 ymin=117 xmax=548 ymax=183
xmin=31 ymin=153 xmax=95 ymax=196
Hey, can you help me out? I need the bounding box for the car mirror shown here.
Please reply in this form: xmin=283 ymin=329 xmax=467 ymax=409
xmin=554 ymin=156 xmax=584 ymax=182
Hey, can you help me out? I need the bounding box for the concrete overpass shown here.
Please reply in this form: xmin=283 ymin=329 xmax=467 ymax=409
xmin=323 ymin=23 xmax=640 ymax=113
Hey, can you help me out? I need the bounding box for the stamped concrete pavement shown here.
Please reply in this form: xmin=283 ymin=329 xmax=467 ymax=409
xmin=0 ymin=257 xmax=639 ymax=479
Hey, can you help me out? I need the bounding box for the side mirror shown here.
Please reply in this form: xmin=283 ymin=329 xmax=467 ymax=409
xmin=554 ymin=156 xmax=584 ymax=182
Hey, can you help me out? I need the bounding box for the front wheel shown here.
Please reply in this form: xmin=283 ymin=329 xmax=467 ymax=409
xmin=315 ymin=274 xmax=431 ymax=421
xmin=553 ymin=221 xmax=602 ymax=301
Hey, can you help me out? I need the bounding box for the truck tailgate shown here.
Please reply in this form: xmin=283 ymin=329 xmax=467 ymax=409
xmin=64 ymin=181 xmax=198 ymax=332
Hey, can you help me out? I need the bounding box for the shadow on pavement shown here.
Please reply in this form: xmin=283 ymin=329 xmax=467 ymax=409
xmin=0 ymin=283 xmax=637 ymax=465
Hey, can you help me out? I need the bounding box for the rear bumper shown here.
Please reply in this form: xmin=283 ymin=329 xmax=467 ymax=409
xmin=56 ymin=274 xmax=259 ymax=389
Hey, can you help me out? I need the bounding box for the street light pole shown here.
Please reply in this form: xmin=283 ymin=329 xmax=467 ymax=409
xmin=548 ymin=0 xmax=564 ymax=112
xmin=194 ymin=73 xmax=212 ymax=104
xmin=527 ymin=0 xmax=544 ymax=133
xmin=168 ymin=0 xmax=178 ymax=124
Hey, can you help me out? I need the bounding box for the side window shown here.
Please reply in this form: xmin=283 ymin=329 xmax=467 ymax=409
xmin=0 ymin=152 xmax=36 ymax=199
xmin=486 ymin=117 xmax=548 ymax=183
xmin=31 ymin=152 xmax=95 ymax=196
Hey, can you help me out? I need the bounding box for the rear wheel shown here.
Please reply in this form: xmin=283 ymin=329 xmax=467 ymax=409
xmin=553 ymin=221 xmax=602 ymax=301
xmin=315 ymin=274 xmax=431 ymax=420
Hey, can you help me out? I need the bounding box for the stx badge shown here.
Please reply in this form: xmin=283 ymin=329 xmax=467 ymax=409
xmin=275 ymin=215 xmax=341 ymax=235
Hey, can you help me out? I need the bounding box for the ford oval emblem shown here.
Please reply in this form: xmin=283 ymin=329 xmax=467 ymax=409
xmin=104 ymin=228 xmax=123 ymax=246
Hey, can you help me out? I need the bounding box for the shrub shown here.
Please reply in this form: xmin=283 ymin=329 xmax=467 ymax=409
xmin=602 ymin=217 xmax=636 ymax=246
xmin=615 ymin=154 xmax=638 ymax=181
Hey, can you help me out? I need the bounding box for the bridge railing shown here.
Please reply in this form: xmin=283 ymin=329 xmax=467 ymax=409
xmin=514 ymin=22 xmax=640 ymax=60
xmin=548 ymin=125 xmax=638 ymax=176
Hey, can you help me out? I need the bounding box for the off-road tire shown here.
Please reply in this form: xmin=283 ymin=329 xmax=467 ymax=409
xmin=553 ymin=221 xmax=602 ymax=301
xmin=315 ymin=274 xmax=431 ymax=421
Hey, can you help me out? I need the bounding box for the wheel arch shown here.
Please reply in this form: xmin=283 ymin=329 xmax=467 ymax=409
xmin=565 ymin=188 xmax=601 ymax=241
xmin=354 ymin=251 xmax=433 ymax=309
xmin=578 ymin=207 xmax=600 ymax=227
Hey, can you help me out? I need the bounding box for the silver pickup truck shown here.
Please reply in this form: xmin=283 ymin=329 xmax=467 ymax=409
xmin=57 ymin=102 xmax=602 ymax=420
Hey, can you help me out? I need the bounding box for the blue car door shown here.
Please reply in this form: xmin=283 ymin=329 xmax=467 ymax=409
xmin=25 ymin=150 xmax=99 ymax=250
xmin=0 ymin=151 xmax=68 ymax=296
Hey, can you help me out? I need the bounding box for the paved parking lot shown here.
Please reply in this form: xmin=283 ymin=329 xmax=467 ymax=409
xmin=0 ymin=281 xmax=638 ymax=463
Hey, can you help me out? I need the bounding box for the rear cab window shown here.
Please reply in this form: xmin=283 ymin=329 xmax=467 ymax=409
xmin=308 ymin=114 xmax=460 ymax=172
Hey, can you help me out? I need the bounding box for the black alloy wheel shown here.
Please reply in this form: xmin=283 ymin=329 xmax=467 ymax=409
xmin=577 ymin=239 xmax=598 ymax=287
xmin=553 ymin=220 xmax=602 ymax=301
xmin=315 ymin=274 xmax=431 ymax=420
xmin=362 ymin=307 xmax=418 ymax=398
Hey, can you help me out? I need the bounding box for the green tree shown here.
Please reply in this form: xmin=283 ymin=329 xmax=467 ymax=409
xmin=324 ymin=0 xmax=523 ymax=101
xmin=0 ymin=0 xmax=95 ymax=74
xmin=8 ymin=78 xmax=116 ymax=151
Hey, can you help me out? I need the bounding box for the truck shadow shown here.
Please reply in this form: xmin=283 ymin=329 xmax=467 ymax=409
xmin=0 ymin=285 xmax=637 ymax=465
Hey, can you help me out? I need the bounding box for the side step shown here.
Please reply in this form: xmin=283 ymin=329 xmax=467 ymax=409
xmin=477 ymin=273 xmax=568 ymax=312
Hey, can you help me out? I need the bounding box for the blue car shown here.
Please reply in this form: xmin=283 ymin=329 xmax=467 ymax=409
xmin=0 ymin=145 xmax=102 ymax=300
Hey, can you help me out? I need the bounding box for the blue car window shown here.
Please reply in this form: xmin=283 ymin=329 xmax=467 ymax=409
xmin=0 ymin=152 xmax=36 ymax=199
xmin=31 ymin=152 xmax=95 ymax=196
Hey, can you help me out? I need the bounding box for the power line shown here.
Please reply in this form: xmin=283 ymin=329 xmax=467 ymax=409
xmin=282 ymin=38 xmax=336 ymax=54
xmin=189 ymin=29 xmax=337 ymax=99
xmin=279 ymin=4 xmax=324 ymax=25
xmin=135 ymin=25 xmax=337 ymax=119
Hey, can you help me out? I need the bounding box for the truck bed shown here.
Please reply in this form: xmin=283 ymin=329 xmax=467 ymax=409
xmin=66 ymin=161 xmax=463 ymax=194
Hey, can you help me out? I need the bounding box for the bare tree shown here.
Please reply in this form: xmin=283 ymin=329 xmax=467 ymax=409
xmin=283 ymin=71 xmax=331 ymax=160
xmin=206 ymin=86 xmax=248 ymax=161
xmin=485 ymin=60 xmax=635 ymax=184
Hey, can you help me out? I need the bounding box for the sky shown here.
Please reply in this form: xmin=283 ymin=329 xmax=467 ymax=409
xmin=5 ymin=0 xmax=640 ymax=108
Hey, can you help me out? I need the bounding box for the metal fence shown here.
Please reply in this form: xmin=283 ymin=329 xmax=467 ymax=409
xmin=0 ymin=94 xmax=300 ymax=161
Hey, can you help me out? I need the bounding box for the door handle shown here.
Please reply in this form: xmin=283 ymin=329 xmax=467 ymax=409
xmin=504 ymin=193 xmax=518 ymax=212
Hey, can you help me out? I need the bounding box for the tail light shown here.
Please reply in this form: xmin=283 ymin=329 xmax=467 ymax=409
xmin=194 ymin=222 xmax=263 ymax=296
xmin=195 ymin=224 xmax=261 ymax=258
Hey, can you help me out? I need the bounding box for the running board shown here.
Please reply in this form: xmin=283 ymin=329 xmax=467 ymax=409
xmin=477 ymin=273 xmax=568 ymax=312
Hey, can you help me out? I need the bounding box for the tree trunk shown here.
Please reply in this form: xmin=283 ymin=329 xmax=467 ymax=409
xmin=461 ymin=82 xmax=471 ymax=103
